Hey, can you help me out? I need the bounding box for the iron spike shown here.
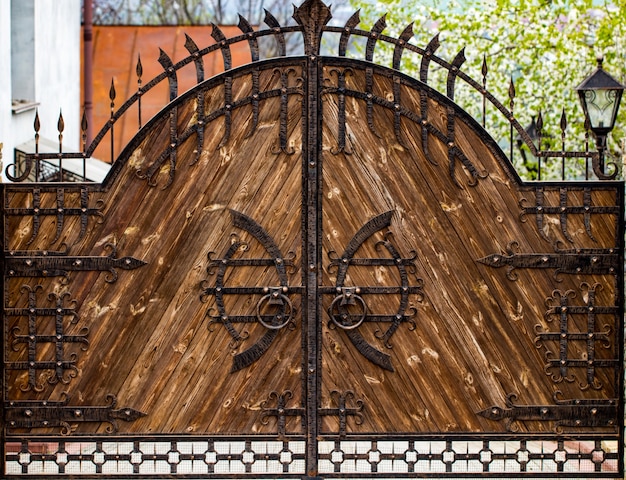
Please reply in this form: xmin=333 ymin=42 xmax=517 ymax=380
xmin=33 ymin=109 xmax=40 ymax=133
xmin=136 ymin=53 xmax=143 ymax=79
xmin=109 ymin=78 xmax=116 ymax=102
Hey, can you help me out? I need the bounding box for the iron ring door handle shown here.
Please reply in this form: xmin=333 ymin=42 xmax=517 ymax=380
xmin=328 ymin=291 xmax=367 ymax=330
xmin=256 ymin=289 xmax=293 ymax=330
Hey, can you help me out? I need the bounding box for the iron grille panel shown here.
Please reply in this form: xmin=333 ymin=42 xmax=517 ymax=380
xmin=5 ymin=436 xmax=620 ymax=478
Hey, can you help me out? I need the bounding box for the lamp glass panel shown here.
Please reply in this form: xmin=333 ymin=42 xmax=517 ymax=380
xmin=582 ymin=89 xmax=620 ymax=130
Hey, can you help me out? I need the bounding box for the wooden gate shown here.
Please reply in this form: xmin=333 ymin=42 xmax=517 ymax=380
xmin=2 ymin=1 xmax=623 ymax=477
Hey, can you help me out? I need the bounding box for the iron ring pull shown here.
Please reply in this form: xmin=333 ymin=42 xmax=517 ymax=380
xmin=329 ymin=287 xmax=367 ymax=330
xmin=256 ymin=288 xmax=293 ymax=330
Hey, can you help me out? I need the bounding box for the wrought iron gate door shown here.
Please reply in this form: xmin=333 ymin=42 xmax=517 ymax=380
xmin=3 ymin=0 xmax=623 ymax=477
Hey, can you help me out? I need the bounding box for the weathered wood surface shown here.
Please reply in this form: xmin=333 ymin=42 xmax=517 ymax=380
xmin=4 ymin=58 xmax=621 ymax=437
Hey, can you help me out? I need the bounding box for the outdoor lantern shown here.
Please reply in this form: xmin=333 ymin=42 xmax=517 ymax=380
xmin=575 ymin=57 xmax=625 ymax=170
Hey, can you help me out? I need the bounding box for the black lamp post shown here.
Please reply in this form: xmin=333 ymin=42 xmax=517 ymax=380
xmin=575 ymin=58 xmax=625 ymax=172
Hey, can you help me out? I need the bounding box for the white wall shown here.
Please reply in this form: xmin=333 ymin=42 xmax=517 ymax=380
xmin=1 ymin=0 xmax=81 ymax=180
xmin=0 ymin=0 xmax=12 ymax=175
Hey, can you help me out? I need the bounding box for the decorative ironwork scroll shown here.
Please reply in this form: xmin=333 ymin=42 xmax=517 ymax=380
xmin=261 ymin=391 xmax=304 ymax=437
xmin=324 ymin=211 xmax=423 ymax=371
xmin=520 ymin=186 xmax=620 ymax=243
xmin=200 ymin=210 xmax=298 ymax=372
xmin=4 ymin=187 xmax=105 ymax=246
xmin=535 ymin=283 xmax=618 ymax=390
xmin=260 ymin=390 xmax=364 ymax=438
xmin=6 ymin=286 xmax=83 ymax=392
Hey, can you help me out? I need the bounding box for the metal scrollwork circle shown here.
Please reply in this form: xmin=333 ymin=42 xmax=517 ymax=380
xmin=329 ymin=293 xmax=367 ymax=330
xmin=256 ymin=292 xmax=293 ymax=330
